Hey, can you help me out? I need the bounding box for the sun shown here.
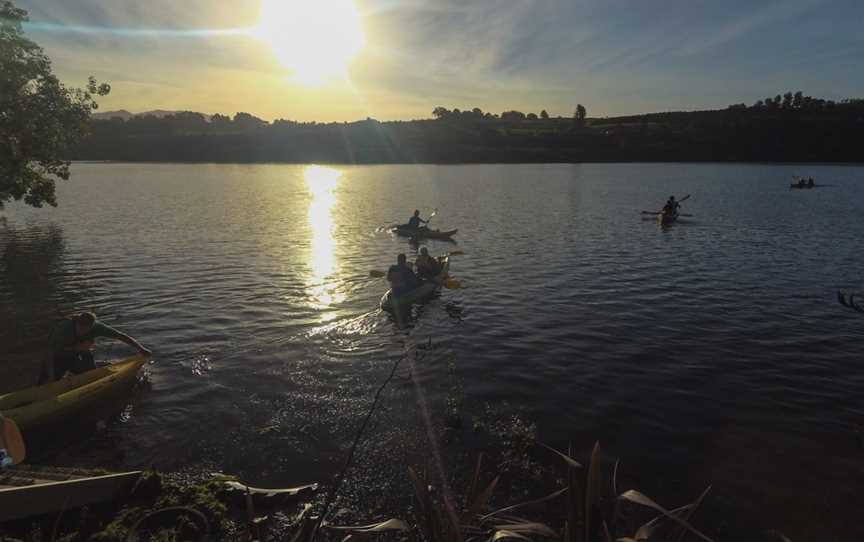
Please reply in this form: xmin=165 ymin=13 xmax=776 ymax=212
xmin=255 ymin=0 xmax=365 ymax=86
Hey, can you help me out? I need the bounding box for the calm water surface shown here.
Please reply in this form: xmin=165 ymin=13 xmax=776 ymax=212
xmin=1 ymin=163 xmax=863 ymax=540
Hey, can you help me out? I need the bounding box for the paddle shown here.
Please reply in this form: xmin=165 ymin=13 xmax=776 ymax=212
xmin=0 ymin=415 xmax=26 ymax=467
xmin=641 ymin=194 xmax=691 ymax=214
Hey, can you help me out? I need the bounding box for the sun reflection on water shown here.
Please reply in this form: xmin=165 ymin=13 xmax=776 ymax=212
xmin=305 ymin=165 xmax=344 ymax=314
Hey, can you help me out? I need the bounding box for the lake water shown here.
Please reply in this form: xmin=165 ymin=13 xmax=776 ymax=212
xmin=1 ymin=163 xmax=863 ymax=540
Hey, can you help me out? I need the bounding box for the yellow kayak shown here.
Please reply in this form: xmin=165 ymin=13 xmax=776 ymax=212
xmin=0 ymin=354 xmax=148 ymax=431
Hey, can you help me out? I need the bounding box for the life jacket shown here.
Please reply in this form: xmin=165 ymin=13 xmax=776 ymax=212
xmin=51 ymin=316 xmax=95 ymax=349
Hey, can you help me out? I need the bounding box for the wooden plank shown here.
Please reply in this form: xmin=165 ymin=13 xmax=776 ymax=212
xmin=0 ymin=468 xmax=141 ymax=521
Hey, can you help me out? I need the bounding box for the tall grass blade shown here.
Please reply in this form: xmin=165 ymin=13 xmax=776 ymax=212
xmin=618 ymin=490 xmax=714 ymax=542
xmin=603 ymin=520 xmax=613 ymax=542
xmin=465 ymin=454 xmax=484 ymax=513
xmin=290 ymin=517 xmax=317 ymax=542
xmin=490 ymin=530 xmax=532 ymax=542
xmin=408 ymin=467 xmax=436 ymax=542
xmin=492 ymin=522 xmax=557 ymax=537
xmin=326 ymin=519 xmax=409 ymax=532
xmin=466 ymin=476 xmax=500 ymax=520
xmin=541 ymin=443 xmax=583 ymax=469
xmin=634 ymin=503 xmax=694 ymax=540
xmin=674 ymin=486 xmax=711 ymax=542
xmin=223 ymin=480 xmax=318 ymax=496
xmin=585 ymin=442 xmax=601 ymax=542
xmin=480 ymin=488 xmax=567 ymax=522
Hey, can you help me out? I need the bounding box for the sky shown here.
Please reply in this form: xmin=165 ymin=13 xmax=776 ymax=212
xmin=14 ymin=0 xmax=864 ymax=122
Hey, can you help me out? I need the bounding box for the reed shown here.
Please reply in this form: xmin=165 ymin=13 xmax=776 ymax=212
xmin=351 ymin=441 xmax=721 ymax=542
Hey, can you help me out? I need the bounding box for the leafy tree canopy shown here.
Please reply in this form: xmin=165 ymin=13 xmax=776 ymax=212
xmin=0 ymin=0 xmax=109 ymax=208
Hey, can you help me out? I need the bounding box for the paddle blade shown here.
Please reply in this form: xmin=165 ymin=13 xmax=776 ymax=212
xmin=443 ymin=279 xmax=461 ymax=289
xmin=1 ymin=417 xmax=26 ymax=466
xmin=369 ymin=270 xmax=386 ymax=278
xmin=447 ymin=250 xmax=465 ymax=256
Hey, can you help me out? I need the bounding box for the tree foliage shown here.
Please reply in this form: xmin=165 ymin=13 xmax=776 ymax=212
xmin=70 ymin=93 xmax=864 ymax=163
xmin=574 ymin=104 xmax=587 ymax=126
xmin=500 ymin=110 xmax=526 ymax=121
xmin=0 ymin=0 xmax=109 ymax=208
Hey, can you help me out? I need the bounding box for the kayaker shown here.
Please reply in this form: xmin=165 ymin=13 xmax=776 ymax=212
xmin=406 ymin=210 xmax=427 ymax=229
xmin=415 ymin=247 xmax=442 ymax=279
xmin=39 ymin=312 xmax=151 ymax=382
xmin=387 ymin=254 xmax=421 ymax=294
xmin=807 ymin=177 xmax=815 ymax=188
xmin=662 ymin=196 xmax=679 ymax=216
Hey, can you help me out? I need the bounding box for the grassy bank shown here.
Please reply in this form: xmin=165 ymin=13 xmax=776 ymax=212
xmin=0 ymin=436 xmax=752 ymax=542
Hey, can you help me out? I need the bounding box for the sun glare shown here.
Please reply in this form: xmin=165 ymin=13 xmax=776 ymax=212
xmin=305 ymin=165 xmax=344 ymax=312
xmin=255 ymin=0 xmax=365 ymax=86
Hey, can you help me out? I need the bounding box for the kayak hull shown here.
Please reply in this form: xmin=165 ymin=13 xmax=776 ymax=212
xmin=658 ymin=212 xmax=678 ymax=225
xmin=0 ymin=355 xmax=148 ymax=431
xmin=393 ymin=226 xmax=458 ymax=240
xmin=790 ymin=184 xmax=815 ymax=189
xmin=381 ymin=257 xmax=450 ymax=312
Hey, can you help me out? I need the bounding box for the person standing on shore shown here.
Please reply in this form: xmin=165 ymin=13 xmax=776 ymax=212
xmin=39 ymin=312 xmax=151 ymax=383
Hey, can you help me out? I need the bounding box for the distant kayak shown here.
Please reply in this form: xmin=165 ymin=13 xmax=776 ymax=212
xmin=790 ymin=184 xmax=816 ymax=189
xmin=0 ymin=354 xmax=148 ymax=431
xmin=381 ymin=257 xmax=450 ymax=312
xmin=658 ymin=211 xmax=678 ymax=225
xmin=393 ymin=225 xmax=458 ymax=240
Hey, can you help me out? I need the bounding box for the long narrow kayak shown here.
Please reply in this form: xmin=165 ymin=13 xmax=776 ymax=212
xmin=393 ymin=226 xmax=458 ymax=240
xmin=0 ymin=354 xmax=148 ymax=431
xmin=381 ymin=257 xmax=450 ymax=312
xmin=790 ymin=184 xmax=816 ymax=189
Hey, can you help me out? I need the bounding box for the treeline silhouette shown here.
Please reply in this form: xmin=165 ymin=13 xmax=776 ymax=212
xmin=72 ymin=93 xmax=864 ymax=163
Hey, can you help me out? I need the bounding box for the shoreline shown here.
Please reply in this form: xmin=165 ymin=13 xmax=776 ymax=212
xmin=67 ymin=159 xmax=864 ymax=166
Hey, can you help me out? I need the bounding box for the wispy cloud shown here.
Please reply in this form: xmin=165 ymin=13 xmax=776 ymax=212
xmin=12 ymin=0 xmax=864 ymax=120
xmin=677 ymin=0 xmax=824 ymax=57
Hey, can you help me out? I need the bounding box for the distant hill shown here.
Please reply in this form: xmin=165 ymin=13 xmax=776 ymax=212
xmin=93 ymin=109 xmax=212 ymax=121
xmin=92 ymin=109 xmax=134 ymax=120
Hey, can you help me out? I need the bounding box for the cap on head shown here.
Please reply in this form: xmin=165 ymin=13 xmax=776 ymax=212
xmin=420 ymin=247 xmax=429 ymax=255
xmin=397 ymin=253 xmax=406 ymax=263
xmin=413 ymin=210 xmax=420 ymax=216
